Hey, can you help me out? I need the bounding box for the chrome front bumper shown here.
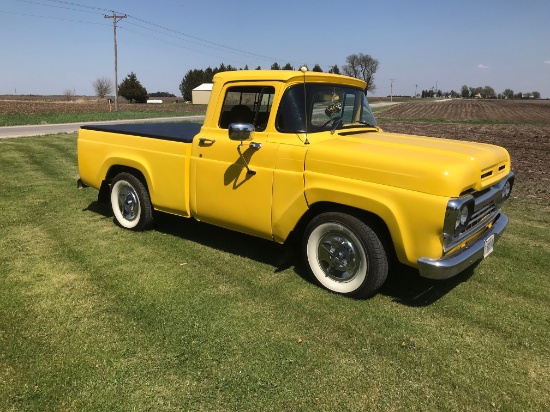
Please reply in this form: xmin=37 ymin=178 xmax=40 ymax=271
xmin=417 ymin=213 xmax=509 ymax=280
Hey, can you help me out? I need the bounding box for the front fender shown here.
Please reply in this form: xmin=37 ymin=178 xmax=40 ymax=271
xmin=304 ymin=171 xmax=448 ymax=267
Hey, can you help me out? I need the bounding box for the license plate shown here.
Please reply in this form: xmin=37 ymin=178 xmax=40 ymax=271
xmin=483 ymin=234 xmax=495 ymax=258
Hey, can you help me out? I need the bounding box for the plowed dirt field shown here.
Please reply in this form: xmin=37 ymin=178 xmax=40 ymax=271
xmin=377 ymin=100 xmax=550 ymax=202
xmin=378 ymin=99 xmax=550 ymax=123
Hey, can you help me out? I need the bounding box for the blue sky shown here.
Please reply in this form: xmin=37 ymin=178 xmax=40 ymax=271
xmin=1 ymin=0 xmax=549 ymax=98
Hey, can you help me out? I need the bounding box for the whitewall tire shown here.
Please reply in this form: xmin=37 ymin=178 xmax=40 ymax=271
xmin=304 ymin=212 xmax=388 ymax=298
xmin=110 ymin=172 xmax=153 ymax=231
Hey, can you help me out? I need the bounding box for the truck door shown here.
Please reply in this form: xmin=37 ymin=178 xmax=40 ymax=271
xmin=191 ymin=85 xmax=278 ymax=240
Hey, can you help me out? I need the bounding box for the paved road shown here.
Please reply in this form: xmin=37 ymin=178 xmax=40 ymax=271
xmin=0 ymin=115 xmax=205 ymax=139
xmin=0 ymin=101 xmax=403 ymax=139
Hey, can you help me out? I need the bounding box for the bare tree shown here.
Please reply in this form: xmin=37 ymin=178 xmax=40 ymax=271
xmin=342 ymin=53 xmax=379 ymax=95
xmin=93 ymin=77 xmax=113 ymax=99
xmin=63 ymin=89 xmax=75 ymax=101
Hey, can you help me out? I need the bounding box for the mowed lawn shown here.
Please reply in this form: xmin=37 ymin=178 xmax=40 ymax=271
xmin=1 ymin=134 xmax=549 ymax=411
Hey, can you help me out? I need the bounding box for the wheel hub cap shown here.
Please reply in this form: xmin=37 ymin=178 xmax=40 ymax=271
xmin=118 ymin=185 xmax=138 ymax=221
xmin=318 ymin=232 xmax=359 ymax=282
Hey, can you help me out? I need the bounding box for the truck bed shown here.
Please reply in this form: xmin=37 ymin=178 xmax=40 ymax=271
xmin=80 ymin=122 xmax=202 ymax=143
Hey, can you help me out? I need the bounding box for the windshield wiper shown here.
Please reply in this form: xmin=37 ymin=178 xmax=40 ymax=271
xmin=339 ymin=121 xmax=377 ymax=130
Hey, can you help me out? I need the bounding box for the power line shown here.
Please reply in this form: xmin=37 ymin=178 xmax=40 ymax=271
xmin=120 ymin=20 xmax=284 ymax=64
xmin=0 ymin=9 xmax=108 ymax=26
xmin=118 ymin=26 xmax=256 ymax=66
xmin=13 ymin=0 xmax=105 ymax=16
xmin=125 ymin=15 xmax=295 ymax=64
xmin=32 ymin=0 xmax=111 ymax=13
xmin=11 ymin=0 xmax=301 ymax=66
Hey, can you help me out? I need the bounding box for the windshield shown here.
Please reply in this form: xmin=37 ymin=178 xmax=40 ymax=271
xmin=276 ymin=83 xmax=377 ymax=133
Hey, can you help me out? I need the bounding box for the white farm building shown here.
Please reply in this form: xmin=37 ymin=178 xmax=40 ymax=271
xmin=192 ymin=83 xmax=213 ymax=104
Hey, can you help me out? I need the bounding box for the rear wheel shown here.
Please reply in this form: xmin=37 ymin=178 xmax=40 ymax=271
xmin=303 ymin=212 xmax=388 ymax=298
xmin=110 ymin=172 xmax=153 ymax=231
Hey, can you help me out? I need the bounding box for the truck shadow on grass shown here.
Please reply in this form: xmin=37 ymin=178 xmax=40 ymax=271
xmin=85 ymin=202 xmax=475 ymax=306
xmin=380 ymin=262 xmax=477 ymax=307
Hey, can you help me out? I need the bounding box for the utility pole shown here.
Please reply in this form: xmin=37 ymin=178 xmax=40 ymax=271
xmin=104 ymin=11 xmax=127 ymax=111
xmin=415 ymin=84 xmax=418 ymax=98
xmin=389 ymin=79 xmax=395 ymax=102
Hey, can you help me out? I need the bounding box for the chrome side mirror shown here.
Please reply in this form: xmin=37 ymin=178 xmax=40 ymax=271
xmin=228 ymin=123 xmax=254 ymax=141
xmin=228 ymin=123 xmax=257 ymax=175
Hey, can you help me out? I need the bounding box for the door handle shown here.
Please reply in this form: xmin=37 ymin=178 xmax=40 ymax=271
xmin=198 ymin=138 xmax=216 ymax=146
xmin=249 ymin=142 xmax=262 ymax=150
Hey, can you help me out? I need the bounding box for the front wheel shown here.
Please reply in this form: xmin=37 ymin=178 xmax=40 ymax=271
xmin=110 ymin=172 xmax=154 ymax=231
xmin=303 ymin=212 xmax=388 ymax=298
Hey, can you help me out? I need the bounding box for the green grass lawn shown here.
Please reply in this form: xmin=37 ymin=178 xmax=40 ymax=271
xmin=1 ymin=134 xmax=549 ymax=411
xmin=0 ymin=110 xmax=204 ymax=127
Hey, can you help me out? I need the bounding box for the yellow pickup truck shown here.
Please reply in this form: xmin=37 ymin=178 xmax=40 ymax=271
xmin=77 ymin=70 xmax=514 ymax=298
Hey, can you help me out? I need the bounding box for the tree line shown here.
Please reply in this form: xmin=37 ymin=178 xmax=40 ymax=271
xmin=94 ymin=57 xmax=543 ymax=103
xmin=420 ymin=85 xmax=541 ymax=99
xmin=178 ymin=53 xmax=379 ymax=101
xmin=92 ymin=53 xmax=381 ymax=103
xmin=178 ymin=62 xmax=339 ymax=102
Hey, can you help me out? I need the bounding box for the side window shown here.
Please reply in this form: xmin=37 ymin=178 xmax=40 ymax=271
xmin=219 ymin=86 xmax=275 ymax=131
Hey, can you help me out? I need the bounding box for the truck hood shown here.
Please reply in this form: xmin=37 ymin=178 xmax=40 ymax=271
xmin=305 ymin=130 xmax=511 ymax=197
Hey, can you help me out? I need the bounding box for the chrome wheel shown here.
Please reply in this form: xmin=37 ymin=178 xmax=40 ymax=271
xmin=117 ymin=183 xmax=139 ymax=222
xmin=317 ymin=230 xmax=364 ymax=282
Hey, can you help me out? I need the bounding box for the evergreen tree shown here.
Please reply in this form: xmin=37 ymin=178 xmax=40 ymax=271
xmin=178 ymin=64 xmax=237 ymax=101
xmin=328 ymin=65 xmax=340 ymax=74
xmin=118 ymin=72 xmax=148 ymax=103
xmin=179 ymin=69 xmax=206 ymax=101
xmin=271 ymin=62 xmax=281 ymax=70
xmin=312 ymin=64 xmax=323 ymax=72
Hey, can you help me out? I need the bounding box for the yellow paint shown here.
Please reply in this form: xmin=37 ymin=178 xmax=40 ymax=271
xmin=78 ymin=70 xmax=512 ymax=267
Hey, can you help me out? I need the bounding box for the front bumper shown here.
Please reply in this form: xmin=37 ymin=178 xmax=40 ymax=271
xmin=417 ymin=213 xmax=509 ymax=280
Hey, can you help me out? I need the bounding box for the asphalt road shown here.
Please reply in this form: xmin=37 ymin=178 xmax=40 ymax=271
xmin=0 ymin=101 xmax=402 ymax=139
xmin=0 ymin=115 xmax=205 ymax=139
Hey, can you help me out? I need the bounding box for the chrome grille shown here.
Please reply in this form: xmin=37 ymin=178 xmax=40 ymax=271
xmin=465 ymin=201 xmax=497 ymax=234
xmin=442 ymin=172 xmax=514 ymax=254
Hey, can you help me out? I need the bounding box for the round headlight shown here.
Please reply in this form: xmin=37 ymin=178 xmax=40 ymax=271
xmin=455 ymin=205 xmax=469 ymax=229
xmin=502 ymin=180 xmax=511 ymax=200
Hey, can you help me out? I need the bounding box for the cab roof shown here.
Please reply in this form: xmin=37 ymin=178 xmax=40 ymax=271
xmin=212 ymin=70 xmax=367 ymax=89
